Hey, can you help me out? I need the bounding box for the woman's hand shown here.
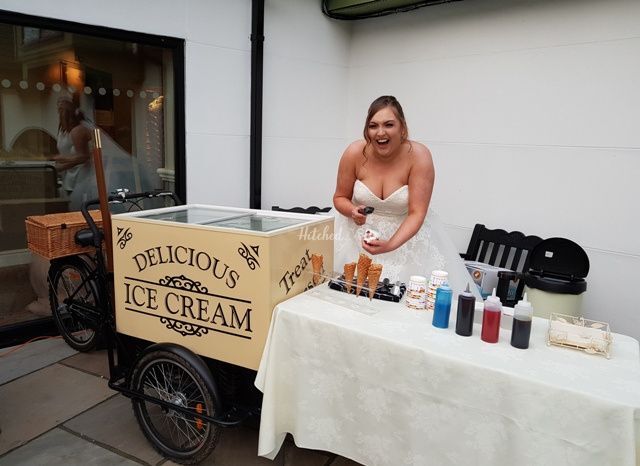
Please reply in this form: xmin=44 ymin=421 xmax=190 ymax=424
xmin=51 ymin=154 xmax=71 ymax=171
xmin=351 ymin=205 xmax=367 ymax=226
xmin=362 ymin=238 xmax=394 ymax=255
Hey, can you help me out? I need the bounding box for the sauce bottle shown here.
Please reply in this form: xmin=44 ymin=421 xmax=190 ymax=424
xmin=455 ymin=284 xmax=476 ymax=337
xmin=432 ymin=284 xmax=452 ymax=329
xmin=481 ymin=288 xmax=502 ymax=343
xmin=510 ymin=293 xmax=533 ymax=349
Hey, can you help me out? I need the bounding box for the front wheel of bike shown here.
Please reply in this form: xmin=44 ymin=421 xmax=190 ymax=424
xmin=48 ymin=255 xmax=101 ymax=352
xmin=131 ymin=349 xmax=221 ymax=464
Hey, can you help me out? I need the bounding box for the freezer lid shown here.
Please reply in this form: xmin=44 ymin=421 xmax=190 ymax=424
xmin=138 ymin=205 xmax=244 ymax=224
xmin=207 ymin=214 xmax=309 ymax=232
xmin=134 ymin=205 xmax=316 ymax=232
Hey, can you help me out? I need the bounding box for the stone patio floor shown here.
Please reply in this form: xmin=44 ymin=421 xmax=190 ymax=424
xmin=0 ymin=338 xmax=362 ymax=466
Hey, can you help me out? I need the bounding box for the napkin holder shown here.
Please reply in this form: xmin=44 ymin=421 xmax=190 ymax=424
xmin=546 ymin=313 xmax=612 ymax=359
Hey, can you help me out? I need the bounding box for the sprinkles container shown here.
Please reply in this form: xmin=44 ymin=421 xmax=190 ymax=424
xmin=406 ymin=275 xmax=427 ymax=310
xmin=427 ymin=270 xmax=449 ymax=311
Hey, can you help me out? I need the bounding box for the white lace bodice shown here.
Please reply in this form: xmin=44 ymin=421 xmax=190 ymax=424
xmin=352 ymin=180 xmax=409 ymax=216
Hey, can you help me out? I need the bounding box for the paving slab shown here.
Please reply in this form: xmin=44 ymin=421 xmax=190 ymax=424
xmin=0 ymin=337 xmax=76 ymax=385
xmin=64 ymin=394 xmax=164 ymax=465
xmin=60 ymin=349 xmax=110 ymax=379
xmin=0 ymin=363 xmax=114 ymax=455
xmin=0 ymin=427 xmax=139 ymax=466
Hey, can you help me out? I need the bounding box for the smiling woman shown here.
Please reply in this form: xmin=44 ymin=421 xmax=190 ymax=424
xmin=332 ymin=95 xmax=479 ymax=296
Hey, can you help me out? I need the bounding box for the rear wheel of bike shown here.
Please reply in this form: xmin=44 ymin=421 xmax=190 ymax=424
xmin=48 ymin=255 xmax=100 ymax=352
xmin=131 ymin=350 xmax=221 ymax=464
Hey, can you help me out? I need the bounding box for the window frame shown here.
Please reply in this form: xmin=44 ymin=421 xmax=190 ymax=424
xmin=0 ymin=8 xmax=187 ymax=202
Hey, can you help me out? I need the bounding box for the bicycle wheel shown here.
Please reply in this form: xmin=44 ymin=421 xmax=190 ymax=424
xmin=131 ymin=349 xmax=221 ymax=464
xmin=48 ymin=255 xmax=100 ymax=352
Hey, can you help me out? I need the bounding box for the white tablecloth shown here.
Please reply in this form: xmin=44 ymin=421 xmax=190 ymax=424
xmin=255 ymin=286 xmax=640 ymax=466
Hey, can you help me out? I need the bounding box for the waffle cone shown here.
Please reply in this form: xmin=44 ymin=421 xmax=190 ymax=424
xmin=356 ymin=253 xmax=372 ymax=297
xmin=311 ymin=254 xmax=323 ymax=285
xmin=343 ymin=262 xmax=356 ymax=294
xmin=367 ymin=263 xmax=383 ymax=299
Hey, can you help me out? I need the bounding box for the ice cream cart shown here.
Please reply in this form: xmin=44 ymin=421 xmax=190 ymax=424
xmin=106 ymin=202 xmax=333 ymax=462
xmin=111 ymin=203 xmax=333 ymax=370
xmin=40 ymin=195 xmax=334 ymax=464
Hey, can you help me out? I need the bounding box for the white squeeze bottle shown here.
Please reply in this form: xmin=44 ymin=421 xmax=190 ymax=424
xmin=510 ymin=293 xmax=534 ymax=349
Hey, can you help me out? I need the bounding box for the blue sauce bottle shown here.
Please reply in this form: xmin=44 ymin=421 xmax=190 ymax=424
xmin=432 ymin=284 xmax=453 ymax=329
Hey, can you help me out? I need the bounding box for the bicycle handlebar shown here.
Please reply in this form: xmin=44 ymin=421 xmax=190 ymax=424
xmin=80 ymin=190 xmax=182 ymax=247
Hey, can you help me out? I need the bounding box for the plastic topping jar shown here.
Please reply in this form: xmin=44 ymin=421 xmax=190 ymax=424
xmin=427 ymin=270 xmax=449 ymax=311
xmin=406 ymin=275 xmax=427 ymax=310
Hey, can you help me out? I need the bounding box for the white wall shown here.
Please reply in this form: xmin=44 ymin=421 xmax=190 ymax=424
xmin=0 ymin=0 xmax=253 ymax=207
xmin=261 ymin=0 xmax=351 ymax=210
xmin=4 ymin=0 xmax=639 ymax=338
xmin=1 ymin=0 xmax=349 ymax=209
xmin=347 ymin=0 xmax=640 ymax=336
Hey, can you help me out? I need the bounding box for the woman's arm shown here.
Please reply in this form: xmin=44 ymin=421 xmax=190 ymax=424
xmin=333 ymin=141 xmax=368 ymax=226
xmin=53 ymin=125 xmax=91 ymax=171
xmin=363 ymin=143 xmax=434 ymax=255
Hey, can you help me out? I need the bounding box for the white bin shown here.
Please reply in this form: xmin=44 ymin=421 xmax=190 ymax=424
xmin=523 ymin=238 xmax=589 ymax=320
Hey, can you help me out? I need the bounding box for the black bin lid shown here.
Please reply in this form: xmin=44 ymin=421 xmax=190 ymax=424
xmin=524 ymin=237 xmax=589 ymax=294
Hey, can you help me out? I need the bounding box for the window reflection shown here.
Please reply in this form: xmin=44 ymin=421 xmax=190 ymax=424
xmin=0 ymin=23 xmax=177 ymax=327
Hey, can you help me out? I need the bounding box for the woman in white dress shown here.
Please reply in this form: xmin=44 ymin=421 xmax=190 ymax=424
xmin=51 ymin=95 xmax=96 ymax=210
xmin=52 ymin=94 xmax=157 ymax=210
xmin=333 ymin=96 xmax=478 ymax=297
xmin=27 ymin=95 xmax=157 ymax=316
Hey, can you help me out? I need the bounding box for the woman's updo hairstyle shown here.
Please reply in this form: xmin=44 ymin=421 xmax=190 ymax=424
xmin=57 ymin=93 xmax=85 ymax=133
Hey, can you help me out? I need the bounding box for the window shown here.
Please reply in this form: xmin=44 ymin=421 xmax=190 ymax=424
xmin=0 ymin=11 xmax=184 ymax=334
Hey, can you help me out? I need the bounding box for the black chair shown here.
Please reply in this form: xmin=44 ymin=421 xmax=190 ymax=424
xmin=462 ymin=224 xmax=543 ymax=304
xmin=271 ymin=205 xmax=331 ymax=214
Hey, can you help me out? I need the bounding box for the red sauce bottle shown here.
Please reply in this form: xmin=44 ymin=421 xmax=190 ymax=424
xmin=481 ymin=288 xmax=503 ymax=343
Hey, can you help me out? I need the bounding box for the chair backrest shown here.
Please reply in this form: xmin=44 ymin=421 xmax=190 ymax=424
xmin=271 ymin=205 xmax=331 ymax=214
xmin=464 ymin=224 xmax=543 ymax=273
xmin=463 ymin=224 xmax=543 ymax=302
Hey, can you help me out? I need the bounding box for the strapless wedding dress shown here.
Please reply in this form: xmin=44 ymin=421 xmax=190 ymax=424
xmin=333 ymin=179 xmax=479 ymax=297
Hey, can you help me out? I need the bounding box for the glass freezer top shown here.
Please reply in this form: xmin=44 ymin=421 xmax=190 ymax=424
xmin=209 ymin=214 xmax=306 ymax=232
xmin=136 ymin=206 xmax=312 ymax=232
xmin=140 ymin=206 xmax=238 ymax=225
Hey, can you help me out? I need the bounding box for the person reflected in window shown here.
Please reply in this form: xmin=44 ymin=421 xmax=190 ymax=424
xmin=51 ymin=94 xmax=95 ymax=209
xmin=26 ymin=94 xmax=94 ymax=317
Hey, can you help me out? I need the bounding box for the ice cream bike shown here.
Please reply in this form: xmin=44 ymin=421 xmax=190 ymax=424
xmin=45 ymin=194 xmax=334 ymax=463
xmin=28 ymin=132 xmax=334 ymax=464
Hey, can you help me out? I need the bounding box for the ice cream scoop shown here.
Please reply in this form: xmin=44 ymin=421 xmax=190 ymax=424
xmin=363 ymin=228 xmax=380 ymax=244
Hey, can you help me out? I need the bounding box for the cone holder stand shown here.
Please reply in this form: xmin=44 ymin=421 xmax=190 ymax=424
xmin=303 ymin=271 xmax=406 ymax=316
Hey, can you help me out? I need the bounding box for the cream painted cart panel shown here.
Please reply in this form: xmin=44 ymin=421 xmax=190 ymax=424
xmin=111 ymin=204 xmax=333 ymax=370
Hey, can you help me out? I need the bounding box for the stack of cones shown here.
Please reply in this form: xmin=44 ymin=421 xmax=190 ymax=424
xmin=343 ymin=262 xmax=356 ymax=294
xmin=340 ymin=253 xmax=383 ymax=299
xmin=367 ymin=263 xmax=383 ymax=299
xmin=355 ymin=253 xmax=372 ymax=296
xmin=311 ymin=254 xmax=324 ymax=286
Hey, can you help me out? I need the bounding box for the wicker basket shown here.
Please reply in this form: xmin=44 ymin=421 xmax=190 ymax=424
xmin=25 ymin=210 xmax=103 ymax=259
